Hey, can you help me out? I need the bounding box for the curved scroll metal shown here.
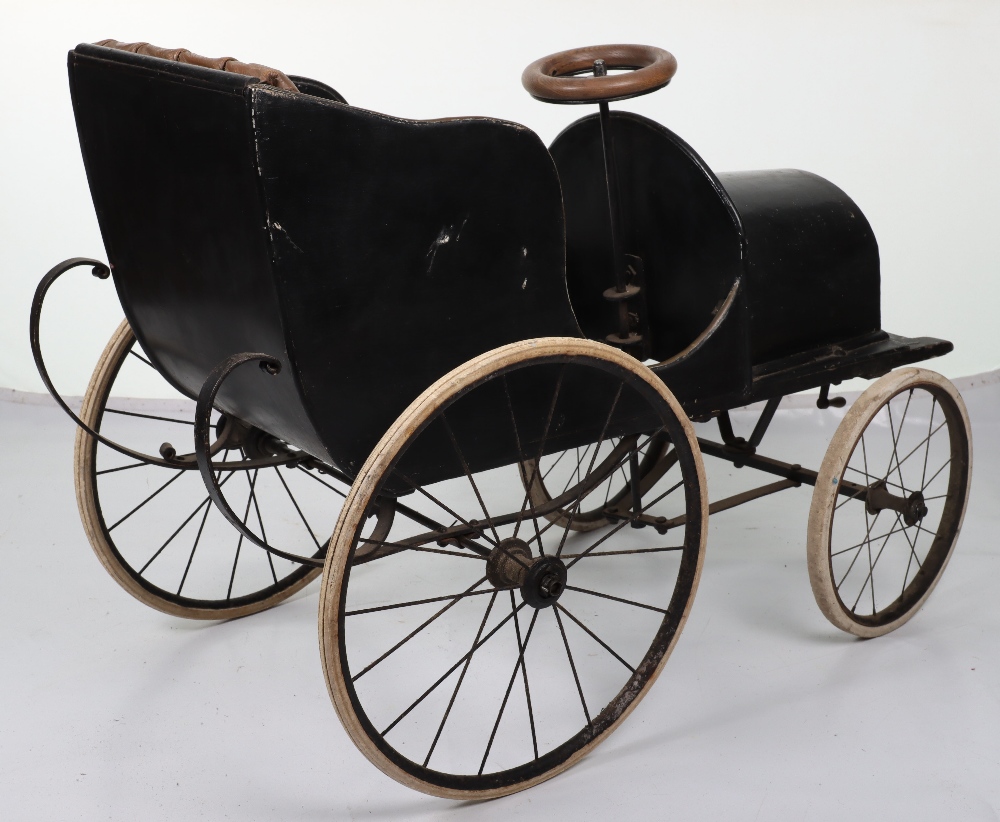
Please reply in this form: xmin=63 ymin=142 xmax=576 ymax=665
xmin=194 ymin=352 xmax=330 ymax=568
xmin=29 ymin=257 xmax=186 ymax=468
xmin=31 ymin=257 xmax=296 ymax=473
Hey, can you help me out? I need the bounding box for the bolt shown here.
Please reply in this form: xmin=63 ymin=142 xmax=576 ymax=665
xmin=539 ymin=572 xmax=563 ymax=599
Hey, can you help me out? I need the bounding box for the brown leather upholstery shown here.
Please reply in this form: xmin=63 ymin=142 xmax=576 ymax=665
xmin=95 ymin=39 xmax=298 ymax=92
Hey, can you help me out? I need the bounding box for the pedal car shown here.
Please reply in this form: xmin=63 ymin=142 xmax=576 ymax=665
xmin=30 ymin=40 xmax=971 ymax=799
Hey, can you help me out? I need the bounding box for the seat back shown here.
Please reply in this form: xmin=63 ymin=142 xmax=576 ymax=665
xmin=248 ymin=88 xmax=581 ymax=477
xmin=70 ymin=43 xmax=580 ymax=475
xmin=70 ymin=42 xmax=335 ymax=459
xmin=550 ymin=111 xmax=745 ymax=364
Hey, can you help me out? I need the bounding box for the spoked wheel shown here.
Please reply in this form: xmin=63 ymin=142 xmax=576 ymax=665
xmin=520 ymin=433 xmax=672 ymax=532
xmin=807 ymin=368 xmax=972 ymax=638
xmin=320 ymin=338 xmax=707 ymax=799
xmin=75 ymin=320 xmax=354 ymax=619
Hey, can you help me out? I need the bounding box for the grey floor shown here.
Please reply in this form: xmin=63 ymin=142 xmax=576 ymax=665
xmin=2 ymin=381 xmax=999 ymax=821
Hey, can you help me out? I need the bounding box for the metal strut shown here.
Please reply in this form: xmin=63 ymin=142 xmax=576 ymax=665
xmin=593 ymin=60 xmax=651 ymax=357
xmin=716 ymin=396 xmax=782 ymax=455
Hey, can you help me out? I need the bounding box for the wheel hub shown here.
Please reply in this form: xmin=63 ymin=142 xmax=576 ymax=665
xmin=486 ymin=537 xmax=567 ymax=609
xmin=521 ymin=555 xmax=567 ymax=609
xmin=865 ymin=480 xmax=928 ymax=527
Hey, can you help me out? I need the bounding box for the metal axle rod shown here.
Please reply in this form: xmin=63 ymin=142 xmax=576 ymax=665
xmin=697 ymin=438 xmax=869 ymax=502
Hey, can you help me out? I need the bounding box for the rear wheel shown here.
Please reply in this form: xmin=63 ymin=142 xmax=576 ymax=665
xmin=320 ymin=337 xmax=708 ymax=799
xmin=75 ymin=320 xmax=350 ymax=619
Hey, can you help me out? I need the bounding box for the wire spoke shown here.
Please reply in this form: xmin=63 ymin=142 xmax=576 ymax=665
xmin=356 ymin=538 xmax=486 ymax=561
xmin=246 ymin=469 xmax=278 ymax=585
xmin=922 ymin=458 xmax=952 ymax=492
xmin=108 ymin=469 xmax=185 ymax=531
xmin=639 ymin=477 xmax=684 ymax=512
xmin=559 ymin=447 xmax=585 ymax=497
xmin=423 ymin=592 xmax=499 ymax=767
xmin=899 ymin=520 xmax=923 ymax=594
xmin=884 ymin=401 xmax=900 ymax=482
xmin=576 ymin=445 xmax=590 ymax=487
xmin=346 ymin=584 xmax=513 ymax=617
xmin=901 ymin=541 xmax=916 ymax=596
xmin=440 ymin=411 xmax=500 ymax=545
xmin=541 ymin=448 xmax=570 ymax=481
xmin=179 ymin=450 xmax=226 ymax=597
xmin=137 ymin=471 xmax=236 ymax=575
xmin=512 ymin=366 xmax=567 ymax=550
xmin=850 ymin=514 xmax=903 ymax=613
xmin=561 ymin=544 xmax=684 ymax=560
xmin=532 ymin=365 xmax=568 ymax=473
xmin=555 ymin=385 xmax=625 ymax=558
xmin=524 ymin=514 xmax=562 ymax=549
xmin=886 ymin=390 xmax=913 ymax=491
xmin=352 ymin=577 xmax=490 ymax=682
xmin=861 ymin=433 xmax=870 ymax=488
xmin=563 ymin=584 xmax=668 ymax=614
xmin=555 ymin=437 xmax=654 ymax=523
xmin=833 ymin=522 xmax=915 ymax=558
xmin=104 ymin=407 xmax=195 ymax=426
xmin=844 ymin=465 xmax=906 ymax=494
xmin=380 ymin=599 xmax=529 ymax=737
xmin=603 ymin=457 xmax=617 ymax=505
xmin=227 ymin=463 xmax=255 ymax=600
xmin=520 ymin=432 xmax=654 ymax=556
xmin=503 ymin=374 xmax=545 ymax=549
xmin=177 ymin=496 xmax=213 ymax=595
xmin=556 ymin=603 xmax=635 ymax=673
xmin=392 ymin=470 xmax=498 ymax=548
xmin=274 ymin=468 xmax=323 ymax=552
xmin=128 ymin=349 xmax=156 ymax=369
xmin=868 ymin=519 xmax=876 ymax=613
xmin=840 ymin=434 xmax=873 ymax=578
xmin=834 ymin=510 xmax=881 ymax=587
xmin=920 ymin=398 xmax=937 ymax=491
xmin=295 ymin=466 xmax=348 ymax=499
xmin=128 ymin=348 xmax=159 ymax=373
xmin=553 ymin=606 xmax=591 ymax=729
xmin=564 ymin=520 xmax=631 ymax=571
xmin=479 ymin=606 xmax=541 ymax=775
xmin=834 ymin=484 xmax=868 ymax=511
xmin=511 ymin=592 xmax=539 ymax=763
xmin=889 ymin=419 xmax=948 ymax=478
xmin=96 ymin=461 xmax=148 ymax=476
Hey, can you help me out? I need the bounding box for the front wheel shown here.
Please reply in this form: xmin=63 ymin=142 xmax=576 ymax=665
xmin=319 ymin=337 xmax=708 ymax=799
xmin=807 ymin=368 xmax=972 ymax=638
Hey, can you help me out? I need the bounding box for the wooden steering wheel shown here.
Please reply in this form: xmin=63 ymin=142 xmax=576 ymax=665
xmin=521 ymin=44 xmax=677 ymax=104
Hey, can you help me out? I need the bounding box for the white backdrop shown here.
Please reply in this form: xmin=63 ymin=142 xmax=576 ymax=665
xmin=3 ymin=0 xmax=998 ymax=395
